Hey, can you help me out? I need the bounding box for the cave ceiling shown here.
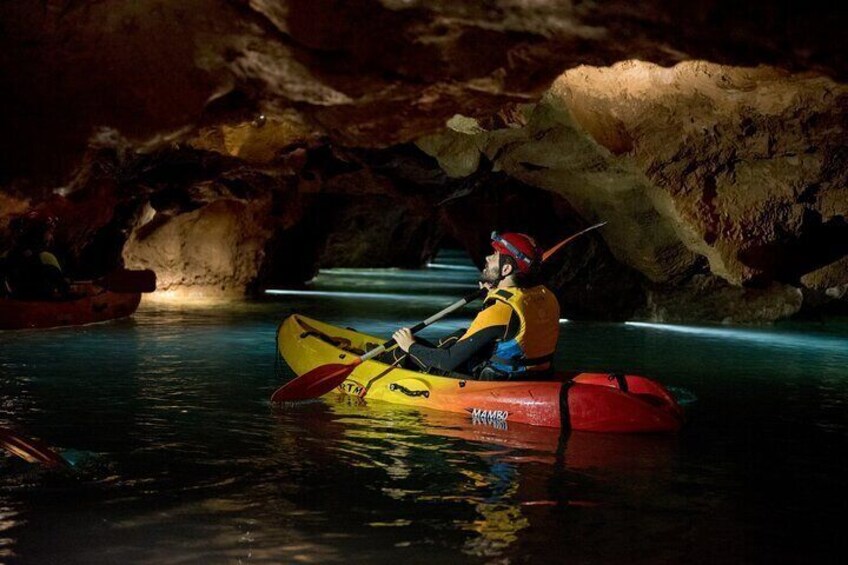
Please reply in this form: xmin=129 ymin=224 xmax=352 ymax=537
xmin=2 ymin=0 xmax=844 ymax=183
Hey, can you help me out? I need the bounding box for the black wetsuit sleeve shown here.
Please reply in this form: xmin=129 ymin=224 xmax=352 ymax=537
xmin=408 ymin=325 xmax=505 ymax=372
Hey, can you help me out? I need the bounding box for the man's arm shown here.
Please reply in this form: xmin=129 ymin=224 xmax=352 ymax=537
xmin=407 ymin=325 xmax=505 ymax=372
xmin=394 ymin=301 xmax=517 ymax=372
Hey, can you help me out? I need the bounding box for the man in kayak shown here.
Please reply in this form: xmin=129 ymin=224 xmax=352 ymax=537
xmin=390 ymin=232 xmax=560 ymax=380
xmin=1 ymin=214 xmax=69 ymax=299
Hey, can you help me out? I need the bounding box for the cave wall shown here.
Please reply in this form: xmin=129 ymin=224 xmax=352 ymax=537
xmin=418 ymin=61 xmax=847 ymax=321
xmin=123 ymin=199 xmax=273 ymax=299
xmin=1 ymin=1 xmax=846 ymax=321
xmin=555 ymin=62 xmax=848 ymax=286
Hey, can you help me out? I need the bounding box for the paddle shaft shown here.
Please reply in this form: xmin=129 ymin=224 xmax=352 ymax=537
xmin=358 ymin=287 xmax=486 ymax=362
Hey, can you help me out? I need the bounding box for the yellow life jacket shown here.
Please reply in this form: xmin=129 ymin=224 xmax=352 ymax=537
xmin=485 ymin=285 xmax=560 ymax=374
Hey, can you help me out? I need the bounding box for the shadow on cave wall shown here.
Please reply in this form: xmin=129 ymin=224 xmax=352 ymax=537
xmin=247 ymin=142 xmax=649 ymax=319
xmin=740 ymin=215 xmax=848 ymax=286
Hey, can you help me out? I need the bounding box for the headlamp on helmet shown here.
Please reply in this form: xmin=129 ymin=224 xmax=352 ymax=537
xmin=490 ymin=231 xmax=540 ymax=273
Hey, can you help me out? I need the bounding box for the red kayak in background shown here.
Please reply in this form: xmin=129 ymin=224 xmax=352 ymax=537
xmin=0 ymin=284 xmax=141 ymax=330
xmin=0 ymin=269 xmax=154 ymax=330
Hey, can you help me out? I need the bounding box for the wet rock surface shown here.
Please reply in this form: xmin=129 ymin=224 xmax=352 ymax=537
xmin=638 ymin=276 xmax=804 ymax=324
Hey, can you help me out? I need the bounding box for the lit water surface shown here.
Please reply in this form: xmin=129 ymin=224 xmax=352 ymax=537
xmin=1 ymin=250 xmax=846 ymax=563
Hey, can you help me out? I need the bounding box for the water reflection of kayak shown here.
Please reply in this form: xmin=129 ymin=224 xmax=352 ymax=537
xmin=321 ymin=396 xmax=680 ymax=470
xmin=276 ymin=314 xmax=685 ymax=433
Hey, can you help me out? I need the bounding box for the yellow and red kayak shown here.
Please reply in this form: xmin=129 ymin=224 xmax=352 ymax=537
xmin=277 ymin=314 xmax=684 ymax=433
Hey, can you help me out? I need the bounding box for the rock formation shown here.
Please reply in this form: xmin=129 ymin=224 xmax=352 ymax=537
xmin=419 ymin=61 xmax=847 ymax=320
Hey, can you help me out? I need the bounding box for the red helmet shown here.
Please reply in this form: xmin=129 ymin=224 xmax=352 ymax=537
xmin=490 ymin=232 xmax=540 ymax=273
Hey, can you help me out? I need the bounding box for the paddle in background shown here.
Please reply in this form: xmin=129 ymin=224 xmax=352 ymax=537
xmin=271 ymin=222 xmax=607 ymax=402
xmin=0 ymin=425 xmax=68 ymax=469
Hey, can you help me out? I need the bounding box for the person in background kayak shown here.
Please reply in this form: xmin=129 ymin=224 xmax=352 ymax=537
xmin=390 ymin=232 xmax=560 ymax=381
xmin=1 ymin=214 xmax=69 ymax=300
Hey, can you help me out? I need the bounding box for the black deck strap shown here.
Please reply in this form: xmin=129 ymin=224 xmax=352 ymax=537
xmin=295 ymin=317 xmax=335 ymax=339
xmin=554 ymin=426 xmax=572 ymax=466
xmin=611 ymin=373 xmax=628 ymax=392
xmin=299 ymin=330 xmax=356 ymax=350
xmin=294 ymin=317 xmax=360 ymax=351
xmin=559 ymin=380 xmax=573 ymax=431
xmin=389 ymin=383 xmax=430 ymax=398
xmin=494 ymin=289 xmax=514 ymax=300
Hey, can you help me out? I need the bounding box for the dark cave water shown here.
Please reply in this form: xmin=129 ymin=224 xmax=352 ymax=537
xmin=1 ymin=251 xmax=846 ymax=563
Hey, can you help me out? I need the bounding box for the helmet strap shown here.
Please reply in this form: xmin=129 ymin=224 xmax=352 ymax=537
xmin=494 ymin=254 xmax=515 ymax=285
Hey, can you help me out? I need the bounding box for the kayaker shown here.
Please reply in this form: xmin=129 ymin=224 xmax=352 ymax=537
xmin=2 ymin=214 xmax=69 ymax=300
xmin=390 ymin=232 xmax=560 ymax=380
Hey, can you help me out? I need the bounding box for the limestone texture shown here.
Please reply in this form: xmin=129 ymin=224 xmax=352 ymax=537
xmin=639 ymin=276 xmax=804 ymax=324
xmin=2 ymin=1 xmax=845 ymax=184
xmin=418 ymin=61 xmax=846 ymax=320
xmin=123 ymin=199 xmax=273 ymax=298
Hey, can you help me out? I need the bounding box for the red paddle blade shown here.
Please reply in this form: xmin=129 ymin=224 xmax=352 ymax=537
xmin=271 ymin=362 xmax=359 ymax=402
xmin=0 ymin=427 xmax=68 ymax=469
